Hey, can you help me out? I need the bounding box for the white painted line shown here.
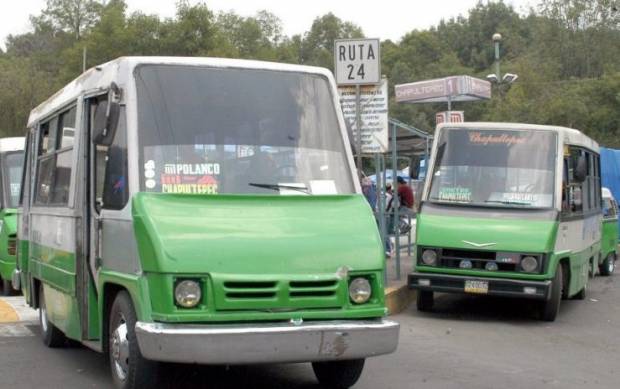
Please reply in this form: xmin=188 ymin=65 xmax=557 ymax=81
xmin=0 ymin=323 xmax=35 ymax=337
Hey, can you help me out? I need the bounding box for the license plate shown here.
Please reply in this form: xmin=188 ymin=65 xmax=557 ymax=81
xmin=464 ymin=280 xmax=489 ymax=294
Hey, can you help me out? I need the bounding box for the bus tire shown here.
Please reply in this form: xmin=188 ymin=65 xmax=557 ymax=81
xmin=599 ymin=253 xmax=615 ymax=276
xmin=540 ymin=265 xmax=562 ymax=322
xmin=312 ymin=359 xmax=365 ymax=389
xmin=39 ymin=284 xmax=66 ymax=348
xmin=416 ymin=290 xmax=434 ymax=312
xmin=109 ymin=291 xmax=159 ymax=389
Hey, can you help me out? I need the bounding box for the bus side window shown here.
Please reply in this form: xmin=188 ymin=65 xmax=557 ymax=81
xmin=562 ymin=157 xmax=569 ymax=211
xmin=35 ymin=107 xmax=75 ymax=206
xmin=91 ymin=99 xmax=128 ymax=211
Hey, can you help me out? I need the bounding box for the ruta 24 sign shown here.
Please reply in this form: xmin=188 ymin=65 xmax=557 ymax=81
xmin=334 ymin=38 xmax=381 ymax=85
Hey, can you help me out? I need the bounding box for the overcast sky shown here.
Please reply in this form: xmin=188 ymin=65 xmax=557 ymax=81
xmin=1 ymin=0 xmax=537 ymax=50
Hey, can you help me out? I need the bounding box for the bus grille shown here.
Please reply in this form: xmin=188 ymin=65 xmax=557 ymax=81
xmin=215 ymin=277 xmax=343 ymax=311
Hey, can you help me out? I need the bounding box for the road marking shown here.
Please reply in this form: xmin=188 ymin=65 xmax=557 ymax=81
xmin=0 ymin=323 xmax=35 ymax=337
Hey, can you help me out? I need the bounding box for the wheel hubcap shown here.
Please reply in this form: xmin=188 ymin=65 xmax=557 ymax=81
xmin=610 ymin=257 xmax=615 ymax=273
xmin=40 ymin=301 xmax=48 ymax=333
xmin=111 ymin=316 xmax=130 ymax=382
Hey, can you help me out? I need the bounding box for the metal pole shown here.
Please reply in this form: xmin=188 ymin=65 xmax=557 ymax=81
xmin=391 ymin=122 xmax=400 ymax=280
xmin=82 ymin=47 xmax=87 ymax=73
xmin=495 ymin=40 xmax=501 ymax=80
xmin=355 ymin=84 xmax=363 ymax=177
xmin=377 ymin=153 xmax=386 ymax=248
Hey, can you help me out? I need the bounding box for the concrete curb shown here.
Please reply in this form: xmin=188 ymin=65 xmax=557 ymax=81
xmin=0 ymin=298 xmax=19 ymax=323
xmin=385 ymin=284 xmax=415 ymax=315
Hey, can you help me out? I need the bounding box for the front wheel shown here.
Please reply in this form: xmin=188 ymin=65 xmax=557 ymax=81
xmin=312 ymin=359 xmax=365 ymax=389
xmin=599 ymin=253 xmax=615 ymax=276
xmin=108 ymin=291 xmax=159 ymax=389
xmin=416 ymin=290 xmax=434 ymax=312
xmin=540 ymin=265 xmax=563 ymax=322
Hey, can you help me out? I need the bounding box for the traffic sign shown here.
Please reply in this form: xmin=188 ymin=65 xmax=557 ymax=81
xmin=436 ymin=111 xmax=464 ymax=125
xmin=334 ymin=38 xmax=381 ymax=85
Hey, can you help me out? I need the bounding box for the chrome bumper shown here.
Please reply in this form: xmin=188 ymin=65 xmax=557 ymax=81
xmin=135 ymin=319 xmax=399 ymax=364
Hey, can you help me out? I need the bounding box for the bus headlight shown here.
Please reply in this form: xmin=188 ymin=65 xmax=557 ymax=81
xmin=174 ymin=280 xmax=202 ymax=308
xmin=421 ymin=249 xmax=438 ymax=266
xmin=348 ymin=278 xmax=371 ymax=304
xmin=521 ymin=256 xmax=539 ymax=273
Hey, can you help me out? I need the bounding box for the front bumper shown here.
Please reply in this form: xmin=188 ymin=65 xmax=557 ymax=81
xmin=135 ymin=318 xmax=399 ymax=364
xmin=409 ymin=272 xmax=552 ymax=300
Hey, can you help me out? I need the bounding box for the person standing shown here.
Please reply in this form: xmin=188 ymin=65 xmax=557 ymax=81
xmin=396 ymin=176 xmax=414 ymax=234
xmin=397 ymin=176 xmax=414 ymax=209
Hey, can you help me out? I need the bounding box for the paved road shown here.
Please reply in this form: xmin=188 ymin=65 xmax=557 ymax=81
xmin=1 ymin=273 xmax=618 ymax=389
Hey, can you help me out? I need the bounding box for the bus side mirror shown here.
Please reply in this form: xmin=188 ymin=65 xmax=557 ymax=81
xmin=410 ymin=156 xmax=421 ymax=180
xmin=574 ymin=155 xmax=587 ymax=183
xmin=93 ymin=84 xmax=121 ymax=146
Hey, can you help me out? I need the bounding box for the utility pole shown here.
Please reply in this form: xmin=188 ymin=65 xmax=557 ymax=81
xmin=82 ymin=47 xmax=87 ymax=73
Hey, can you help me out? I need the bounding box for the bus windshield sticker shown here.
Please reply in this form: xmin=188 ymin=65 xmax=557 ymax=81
xmin=437 ymin=187 xmax=472 ymax=202
xmin=144 ymin=160 xmax=156 ymax=189
xmin=501 ymin=192 xmax=535 ymax=203
xmin=159 ymin=163 xmax=221 ymax=194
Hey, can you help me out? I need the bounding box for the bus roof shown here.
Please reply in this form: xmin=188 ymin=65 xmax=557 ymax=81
xmin=27 ymin=56 xmax=336 ymax=127
xmin=436 ymin=122 xmax=599 ymax=152
xmin=0 ymin=137 xmax=25 ymax=153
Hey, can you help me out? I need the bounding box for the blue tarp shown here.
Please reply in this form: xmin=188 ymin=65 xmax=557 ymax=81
xmin=600 ymin=147 xmax=620 ymax=236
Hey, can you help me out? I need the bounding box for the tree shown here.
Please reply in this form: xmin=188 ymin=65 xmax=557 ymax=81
xmin=300 ymin=13 xmax=364 ymax=69
xmin=40 ymin=0 xmax=103 ymax=40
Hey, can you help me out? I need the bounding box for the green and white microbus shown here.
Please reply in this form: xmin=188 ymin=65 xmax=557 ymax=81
xmin=409 ymin=122 xmax=603 ymax=321
xmin=16 ymin=57 xmax=399 ymax=389
xmin=0 ymin=137 xmax=24 ymax=295
xmin=599 ymin=187 xmax=618 ymax=276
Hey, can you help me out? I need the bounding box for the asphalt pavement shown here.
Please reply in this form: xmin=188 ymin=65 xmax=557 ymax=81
xmin=1 ymin=273 xmax=618 ymax=389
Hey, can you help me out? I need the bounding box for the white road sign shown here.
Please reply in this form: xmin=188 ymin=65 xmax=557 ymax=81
xmin=338 ymin=79 xmax=389 ymax=153
xmin=334 ymin=38 xmax=381 ymax=85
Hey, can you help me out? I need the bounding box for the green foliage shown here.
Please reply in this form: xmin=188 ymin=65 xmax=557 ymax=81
xmin=0 ymin=0 xmax=619 ymax=148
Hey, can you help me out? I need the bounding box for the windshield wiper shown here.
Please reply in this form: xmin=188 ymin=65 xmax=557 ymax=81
xmin=484 ymin=200 xmax=532 ymax=206
xmin=248 ymin=183 xmax=311 ymax=195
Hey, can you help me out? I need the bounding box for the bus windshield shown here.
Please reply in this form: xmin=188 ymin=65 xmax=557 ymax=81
xmin=428 ymin=128 xmax=557 ymax=208
xmin=135 ymin=65 xmax=354 ymax=195
xmin=2 ymin=151 xmax=24 ymax=208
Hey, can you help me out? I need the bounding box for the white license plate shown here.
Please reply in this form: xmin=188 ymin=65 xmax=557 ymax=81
xmin=464 ymin=280 xmax=489 ymax=294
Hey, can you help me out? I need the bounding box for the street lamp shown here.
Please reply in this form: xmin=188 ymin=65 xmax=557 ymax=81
xmin=486 ymin=33 xmax=518 ymax=87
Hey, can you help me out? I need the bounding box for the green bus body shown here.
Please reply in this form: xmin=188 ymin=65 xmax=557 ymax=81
xmin=16 ymin=57 xmax=398 ymax=388
xmin=0 ymin=208 xmax=18 ymax=290
xmin=0 ymin=139 xmax=25 ymax=295
xmin=599 ymin=188 xmax=618 ymax=275
xmin=409 ymin=123 xmax=604 ymax=321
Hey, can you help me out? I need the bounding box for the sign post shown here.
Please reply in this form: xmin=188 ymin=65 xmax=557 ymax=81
xmin=334 ymin=38 xmax=381 ymax=174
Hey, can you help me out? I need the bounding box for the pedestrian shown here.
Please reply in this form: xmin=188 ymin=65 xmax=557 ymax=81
xmin=361 ymin=177 xmax=377 ymax=209
xmin=397 ymin=176 xmax=414 ymax=209
xmin=396 ymin=176 xmax=414 ymax=234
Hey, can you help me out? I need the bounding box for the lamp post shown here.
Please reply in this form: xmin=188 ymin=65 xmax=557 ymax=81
xmin=486 ymin=33 xmax=518 ymax=89
xmin=493 ymin=33 xmax=502 ymax=82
